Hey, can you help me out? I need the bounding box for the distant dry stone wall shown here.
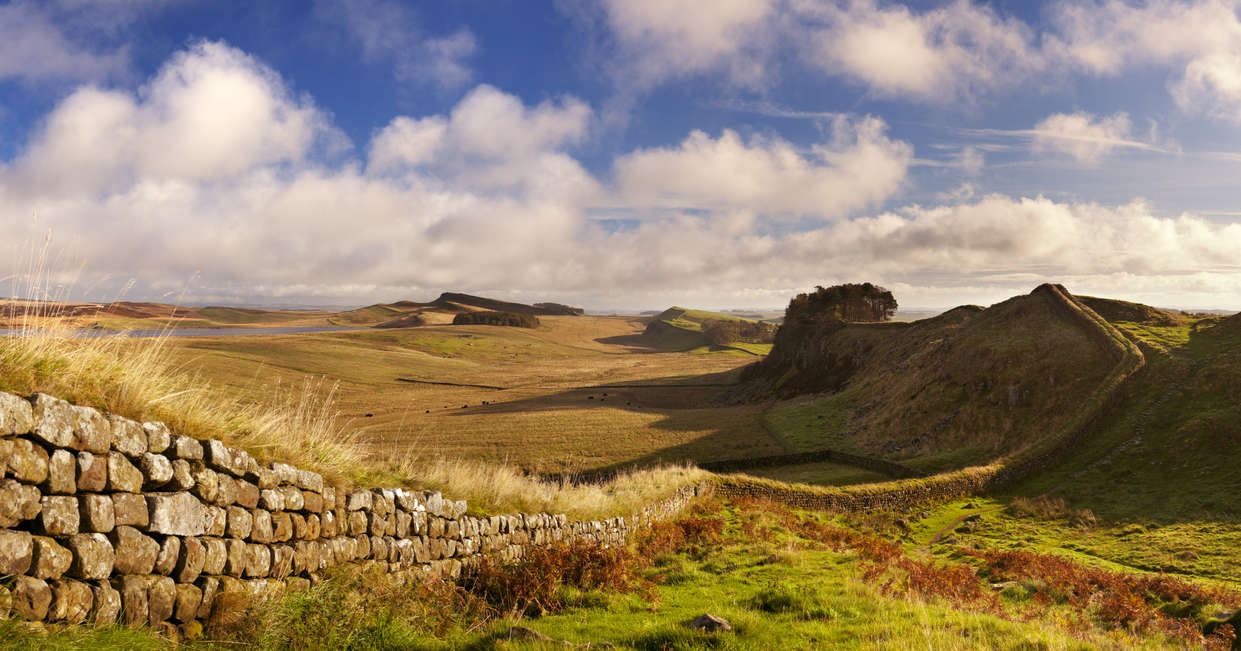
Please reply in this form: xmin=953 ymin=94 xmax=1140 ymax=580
xmin=0 ymin=391 xmax=704 ymax=634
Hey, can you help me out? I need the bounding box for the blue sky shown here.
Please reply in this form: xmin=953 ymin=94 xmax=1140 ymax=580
xmin=4 ymin=0 xmax=1241 ymax=311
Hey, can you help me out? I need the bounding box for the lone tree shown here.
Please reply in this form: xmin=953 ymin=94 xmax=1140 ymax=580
xmin=784 ymin=283 xmax=898 ymax=325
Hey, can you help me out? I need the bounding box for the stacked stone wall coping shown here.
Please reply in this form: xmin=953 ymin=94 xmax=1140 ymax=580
xmin=0 ymin=391 xmax=705 ymax=633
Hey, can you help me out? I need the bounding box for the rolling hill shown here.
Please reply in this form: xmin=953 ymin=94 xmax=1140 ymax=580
xmin=640 ymin=306 xmax=776 ymax=355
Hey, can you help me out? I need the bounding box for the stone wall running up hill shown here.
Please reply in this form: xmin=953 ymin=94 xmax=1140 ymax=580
xmin=0 ymin=391 xmax=704 ymax=633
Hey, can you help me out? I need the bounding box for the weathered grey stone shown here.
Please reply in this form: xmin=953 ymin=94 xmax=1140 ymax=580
xmin=205 ymin=505 xmax=228 ymax=537
xmin=321 ymin=510 xmax=336 ymax=537
xmin=143 ymin=422 xmax=171 ymax=454
xmin=203 ymin=440 xmax=242 ymax=476
xmin=147 ymin=575 xmax=175 ymax=625
xmin=259 ymin=488 xmax=285 ymax=511
xmin=281 ymin=486 xmax=304 ymax=511
xmin=394 ymin=488 xmax=421 ymax=511
xmin=226 ymin=505 xmax=253 ymax=539
xmin=169 ymin=434 xmax=204 ymax=461
xmin=250 ymin=509 xmax=274 ymax=543
xmin=9 ymin=438 xmax=50 ymax=484
xmin=43 ymin=448 xmax=76 ymax=494
xmin=222 ymin=539 xmax=246 ymax=577
xmin=107 ymin=452 xmax=143 ymax=492
xmin=11 ymin=576 xmax=51 ymax=620
xmin=173 ymin=583 xmax=201 ymax=623
xmin=322 ymin=486 xmax=336 ymax=510
xmin=295 ymin=469 xmax=323 ymax=493
xmin=345 ymin=490 xmax=371 ymax=512
xmin=140 ymin=452 xmax=174 ymax=488
xmin=154 ymin=536 xmax=180 ymax=575
xmin=174 ymin=537 xmax=206 ymax=583
xmin=31 ymin=393 xmax=75 ymax=447
xmin=66 ymin=533 xmax=114 ymax=580
xmin=349 ymin=511 xmax=367 ymax=536
xmin=111 ymin=492 xmax=148 ymax=527
xmin=423 ymin=491 xmax=443 ymax=518
xmin=244 ymin=544 xmax=271 ymax=578
xmin=107 ymin=415 xmax=146 ymax=458
xmin=89 ymin=580 xmax=121 ymax=626
xmin=40 ymin=495 xmax=79 ymax=535
xmin=0 ymin=478 xmax=42 ymax=526
xmin=202 ymin=537 xmax=227 ymax=575
xmin=270 ymin=462 xmax=297 ymax=486
xmin=146 ymin=492 xmax=209 ymax=536
xmin=371 ymin=491 xmax=390 ymax=517
xmin=451 ymin=500 xmax=467 ymax=519
xmin=270 ymin=545 xmax=293 ymax=578
xmin=71 ymin=406 xmax=111 ymax=453
xmin=215 ymin=474 xmax=238 ymax=507
xmin=48 ymin=579 xmax=94 ymax=623
xmin=75 ymin=451 xmax=107 ymax=492
xmin=0 ymin=530 xmax=34 ymax=575
xmin=0 ymin=392 xmax=34 ymax=435
xmin=114 ymin=575 xmax=149 ymax=627
xmin=109 ymin=526 xmax=160 ymax=575
xmin=168 ymin=458 xmax=195 ymax=491
xmin=79 ymin=493 xmax=115 ymax=532
xmin=272 ymin=511 xmax=293 ymax=542
xmin=235 ymin=479 xmax=259 ymax=509
xmin=191 ymin=464 xmax=219 ymax=502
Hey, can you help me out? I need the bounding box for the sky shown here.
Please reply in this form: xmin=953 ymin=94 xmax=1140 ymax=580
xmin=4 ymin=0 xmax=1241 ymax=311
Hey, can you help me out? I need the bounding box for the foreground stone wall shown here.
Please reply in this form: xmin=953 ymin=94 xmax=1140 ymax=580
xmin=0 ymin=391 xmax=704 ymax=633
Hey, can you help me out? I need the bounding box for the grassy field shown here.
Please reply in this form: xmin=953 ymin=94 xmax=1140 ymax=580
xmin=166 ymin=315 xmax=786 ymax=475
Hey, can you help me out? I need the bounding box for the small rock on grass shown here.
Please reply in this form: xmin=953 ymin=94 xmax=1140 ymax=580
xmin=688 ymin=613 xmax=732 ymax=632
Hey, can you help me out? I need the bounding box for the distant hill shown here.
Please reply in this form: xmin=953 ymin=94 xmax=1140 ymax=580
xmin=640 ymin=306 xmax=774 ymax=355
xmin=430 ymin=292 xmax=582 ymax=316
xmin=744 ymin=285 xmax=1121 ymax=471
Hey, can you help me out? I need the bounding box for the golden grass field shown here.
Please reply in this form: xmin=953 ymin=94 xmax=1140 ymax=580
xmin=165 ymin=314 xmax=787 ymax=475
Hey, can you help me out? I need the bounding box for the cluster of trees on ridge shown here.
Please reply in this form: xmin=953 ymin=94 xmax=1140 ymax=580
xmin=452 ymin=311 xmax=540 ymax=328
xmin=701 ymin=319 xmax=777 ymax=345
xmin=784 ymin=283 xmax=898 ymax=325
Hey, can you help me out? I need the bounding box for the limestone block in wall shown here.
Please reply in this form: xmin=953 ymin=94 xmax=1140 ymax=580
xmin=48 ymin=578 xmax=93 ymax=623
xmin=355 ymin=534 xmax=372 ymax=560
xmin=71 ymin=406 xmax=110 ymax=454
xmin=174 ymin=537 xmax=206 ymax=583
xmin=394 ymin=488 xmax=421 ymax=512
xmin=110 ymin=526 xmax=159 ymax=575
xmin=140 ymin=453 xmax=173 ymax=489
xmin=305 ymin=514 xmax=321 ymax=539
xmin=428 ymin=517 xmax=445 ymax=538
xmin=167 ymin=460 xmax=195 ymax=492
xmin=40 ymin=495 xmax=79 ymax=535
xmin=271 ymin=544 xmax=293 ymax=578
xmin=9 ymin=438 xmax=50 ymax=484
xmin=146 ymin=492 xmax=210 ymax=536
xmin=290 ymin=513 xmax=307 ymax=540
xmin=369 ymin=536 xmax=387 ymax=561
xmin=147 ymin=575 xmax=176 ymax=625
xmin=395 ymin=511 xmax=410 ymax=537
xmin=244 ymin=544 xmax=271 ymax=578
xmin=0 ymin=479 xmax=41 ymax=526
xmin=321 ymin=510 xmax=336 ymax=537
xmin=169 ymin=435 xmax=204 ymax=462
xmin=272 ymin=512 xmax=293 ymax=542
xmin=280 ymin=486 xmax=303 ymax=511
xmin=226 ymin=506 xmax=253 ymax=539
xmin=106 ymin=453 xmax=143 ymax=492
xmin=366 ymin=512 xmax=385 ymax=537
xmin=296 ymin=469 xmax=323 ymax=494
xmin=301 ymin=490 xmax=324 ymax=514
xmin=250 ymin=509 xmax=274 ymax=543
xmin=222 ymin=539 xmax=246 ymax=577
xmin=79 ymin=494 xmax=115 ymax=533
xmin=31 ymin=394 xmax=75 ymax=448
xmin=44 ymin=449 xmax=77 ymax=494
xmin=154 ymin=536 xmax=180 ymax=575
xmin=323 ymin=486 xmax=336 ymax=510
xmin=203 ymin=440 xmax=255 ymax=478
xmin=66 ymin=533 xmax=114 ymax=580
xmin=348 ymin=511 xmax=367 ymax=536
xmin=233 ymin=479 xmax=259 ymax=510
xmin=113 ymin=575 xmax=149 ymax=627
xmin=107 ymin=416 xmax=146 ymax=459
xmin=422 ymin=491 xmax=442 ymax=517
xmin=111 ymin=493 xmax=147 ymax=528
xmin=410 ymin=511 xmax=426 ymax=535
xmin=191 ymin=466 xmax=219 ymax=503
xmin=0 ymin=530 xmax=33 ymax=575
xmin=195 ymin=576 xmax=219 ymax=619
xmin=215 ymin=475 xmax=238 ymax=508
xmin=259 ymin=488 xmax=285 ymax=511
xmin=12 ymin=576 xmax=52 ymax=620
xmin=445 ymin=520 xmax=460 ymax=540
xmin=346 ymin=489 xmax=372 ymax=511
xmin=245 ymin=465 xmax=276 ymax=490
xmin=201 ymin=537 xmax=227 ymax=575
xmin=143 ymin=422 xmax=171 ymax=455
xmin=172 ymin=583 xmax=201 ymax=623
xmin=76 ymin=452 xmax=107 ymax=493
xmin=0 ymin=392 xmax=34 ymax=435
xmin=206 ymin=505 xmax=227 ymax=537
xmin=30 ymin=536 xmax=71 ymax=579
xmin=89 ymin=580 xmax=121 ymax=626
xmin=269 ymin=462 xmax=297 ymax=486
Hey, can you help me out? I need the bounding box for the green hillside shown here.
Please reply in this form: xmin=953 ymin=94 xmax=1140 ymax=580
xmin=643 ymin=306 xmax=775 ymax=355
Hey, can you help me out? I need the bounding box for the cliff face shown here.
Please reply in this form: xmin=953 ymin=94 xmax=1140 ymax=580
xmin=741 ymin=286 xmax=1120 ymax=469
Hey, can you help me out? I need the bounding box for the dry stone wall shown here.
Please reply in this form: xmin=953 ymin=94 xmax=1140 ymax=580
xmin=0 ymin=391 xmax=705 ymax=633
